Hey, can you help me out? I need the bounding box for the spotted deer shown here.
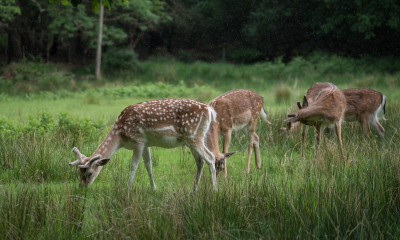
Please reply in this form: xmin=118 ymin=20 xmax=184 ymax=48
xmin=342 ymin=88 xmax=386 ymax=138
xmin=206 ymin=89 xmax=272 ymax=177
xmin=286 ymin=88 xmax=386 ymax=139
xmin=69 ymin=98 xmax=218 ymax=192
xmin=286 ymin=82 xmax=346 ymax=158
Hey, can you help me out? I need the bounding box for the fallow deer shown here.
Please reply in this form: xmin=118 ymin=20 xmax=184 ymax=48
xmin=342 ymin=88 xmax=386 ymax=138
xmin=206 ymin=89 xmax=272 ymax=177
xmin=286 ymin=82 xmax=346 ymax=158
xmin=69 ymin=98 xmax=219 ymax=192
xmin=286 ymin=88 xmax=386 ymax=138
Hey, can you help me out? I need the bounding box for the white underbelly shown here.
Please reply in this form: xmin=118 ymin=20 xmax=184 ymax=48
xmin=142 ymin=126 xmax=184 ymax=148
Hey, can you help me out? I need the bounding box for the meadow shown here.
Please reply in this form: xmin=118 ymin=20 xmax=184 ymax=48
xmin=1 ymin=53 xmax=400 ymax=239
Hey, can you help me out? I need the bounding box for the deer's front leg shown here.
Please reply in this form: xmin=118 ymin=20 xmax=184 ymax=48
xmin=129 ymin=144 xmax=145 ymax=189
xmin=143 ymin=147 xmax=156 ymax=190
xmin=301 ymin=125 xmax=306 ymax=159
xmin=222 ymin=129 xmax=232 ymax=178
xmin=314 ymin=124 xmax=322 ymax=159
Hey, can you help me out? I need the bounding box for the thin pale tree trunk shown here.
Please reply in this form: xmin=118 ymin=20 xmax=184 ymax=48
xmin=95 ymin=1 xmax=104 ymax=81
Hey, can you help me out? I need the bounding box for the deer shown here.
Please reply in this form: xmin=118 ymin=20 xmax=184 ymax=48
xmin=285 ymin=88 xmax=386 ymax=138
xmin=206 ymin=89 xmax=272 ymax=177
xmin=69 ymin=98 xmax=219 ymax=192
xmin=286 ymin=82 xmax=346 ymax=158
xmin=342 ymin=88 xmax=386 ymax=138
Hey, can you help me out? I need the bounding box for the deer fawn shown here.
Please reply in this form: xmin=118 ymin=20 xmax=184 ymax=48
xmin=206 ymin=89 xmax=271 ymax=177
xmin=286 ymin=82 xmax=346 ymax=158
xmin=286 ymin=88 xmax=386 ymax=139
xmin=69 ymin=98 xmax=219 ymax=192
xmin=342 ymin=88 xmax=386 ymax=138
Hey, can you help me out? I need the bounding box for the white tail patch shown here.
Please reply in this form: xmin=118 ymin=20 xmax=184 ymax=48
xmin=260 ymin=106 xmax=272 ymax=124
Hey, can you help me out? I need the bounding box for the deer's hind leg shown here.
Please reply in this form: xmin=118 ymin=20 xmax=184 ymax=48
xmin=370 ymin=117 xmax=385 ymax=138
xmin=253 ymin=133 xmax=261 ymax=169
xmin=189 ymin=143 xmax=217 ymax=191
xmin=143 ymin=147 xmax=156 ymax=190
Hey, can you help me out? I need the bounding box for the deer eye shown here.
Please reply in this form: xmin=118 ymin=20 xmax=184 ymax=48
xmin=88 ymin=172 xmax=93 ymax=177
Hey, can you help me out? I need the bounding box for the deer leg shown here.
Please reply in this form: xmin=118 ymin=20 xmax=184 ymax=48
xmin=142 ymin=147 xmax=156 ymax=190
xmin=129 ymin=144 xmax=145 ymax=189
xmin=301 ymin=125 xmax=307 ymax=159
xmin=314 ymin=124 xmax=322 ymax=159
xmin=245 ymin=128 xmax=255 ymax=174
xmin=190 ymin=144 xmax=217 ymax=191
xmin=253 ymin=133 xmax=261 ymax=169
xmin=371 ymin=118 xmax=385 ymax=138
xmin=335 ymin=121 xmax=344 ymax=159
xmin=360 ymin=115 xmax=371 ymax=136
xmin=222 ymin=129 xmax=232 ymax=178
xmin=189 ymin=148 xmax=204 ymax=192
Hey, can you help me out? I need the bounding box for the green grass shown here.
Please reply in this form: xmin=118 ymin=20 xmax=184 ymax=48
xmin=1 ymin=54 xmax=400 ymax=239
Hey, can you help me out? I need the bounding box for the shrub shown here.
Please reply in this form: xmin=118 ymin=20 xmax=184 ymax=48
xmin=102 ymin=49 xmax=141 ymax=73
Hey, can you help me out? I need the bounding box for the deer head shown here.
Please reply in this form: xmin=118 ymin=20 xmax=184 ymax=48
xmin=70 ymin=147 xmax=110 ymax=186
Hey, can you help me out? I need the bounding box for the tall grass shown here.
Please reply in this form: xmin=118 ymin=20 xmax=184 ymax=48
xmin=1 ymin=54 xmax=400 ymax=239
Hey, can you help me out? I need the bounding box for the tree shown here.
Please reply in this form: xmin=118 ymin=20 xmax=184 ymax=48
xmin=95 ymin=1 xmax=104 ymax=81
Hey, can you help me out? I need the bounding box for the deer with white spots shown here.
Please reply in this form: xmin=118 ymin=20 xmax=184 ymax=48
xmin=206 ymin=89 xmax=272 ymax=177
xmin=69 ymin=98 xmax=218 ymax=192
xmin=286 ymin=82 xmax=346 ymax=158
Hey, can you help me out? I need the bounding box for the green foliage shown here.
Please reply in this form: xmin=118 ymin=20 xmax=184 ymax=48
xmin=0 ymin=61 xmax=76 ymax=94
xmin=101 ymin=48 xmax=140 ymax=72
xmin=0 ymin=0 xmax=20 ymax=22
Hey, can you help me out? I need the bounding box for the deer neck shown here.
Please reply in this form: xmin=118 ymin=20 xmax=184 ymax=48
xmin=206 ymin=121 xmax=224 ymax=160
xmin=92 ymin=127 xmax=121 ymax=159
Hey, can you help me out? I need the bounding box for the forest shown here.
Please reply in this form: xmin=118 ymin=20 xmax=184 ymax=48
xmin=1 ymin=0 xmax=400 ymax=65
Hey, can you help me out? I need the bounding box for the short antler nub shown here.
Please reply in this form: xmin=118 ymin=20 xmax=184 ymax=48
xmin=78 ymin=154 xmax=102 ymax=168
xmin=69 ymin=147 xmax=84 ymax=166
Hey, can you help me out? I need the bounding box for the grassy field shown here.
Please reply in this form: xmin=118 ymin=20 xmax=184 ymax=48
xmin=1 ymin=54 xmax=400 ymax=239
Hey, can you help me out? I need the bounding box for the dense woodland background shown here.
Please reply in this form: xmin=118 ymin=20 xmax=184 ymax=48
xmin=1 ymin=0 xmax=400 ymax=66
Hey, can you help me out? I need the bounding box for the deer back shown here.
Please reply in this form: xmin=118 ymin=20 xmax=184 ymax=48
xmin=295 ymin=82 xmax=346 ymax=125
xmin=114 ymin=98 xmax=215 ymax=148
xmin=209 ymin=89 xmax=263 ymax=130
xmin=342 ymin=88 xmax=384 ymax=120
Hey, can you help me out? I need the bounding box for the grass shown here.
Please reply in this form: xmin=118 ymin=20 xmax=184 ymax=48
xmin=1 ymin=53 xmax=400 ymax=239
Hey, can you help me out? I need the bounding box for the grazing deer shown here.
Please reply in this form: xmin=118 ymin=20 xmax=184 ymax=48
xmin=206 ymin=89 xmax=272 ymax=177
xmin=285 ymin=88 xmax=386 ymax=138
xmin=342 ymin=88 xmax=386 ymax=138
xmin=286 ymin=82 xmax=346 ymax=158
xmin=69 ymin=98 xmax=218 ymax=192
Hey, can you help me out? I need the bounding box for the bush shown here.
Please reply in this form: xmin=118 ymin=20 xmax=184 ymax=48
xmin=102 ymin=49 xmax=141 ymax=73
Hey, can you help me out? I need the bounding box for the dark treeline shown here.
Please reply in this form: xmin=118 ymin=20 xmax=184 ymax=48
xmin=1 ymin=0 xmax=400 ymax=64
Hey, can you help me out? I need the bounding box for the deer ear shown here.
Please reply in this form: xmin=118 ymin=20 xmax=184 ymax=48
xmin=223 ymin=152 xmax=235 ymax=158
xmin=302 ymin=96 xmax=308 ymax=108
xmin=95 ymin=158 xmax=110 ymax=166
xmin=297 ymin=101 xmax=302 ymax=109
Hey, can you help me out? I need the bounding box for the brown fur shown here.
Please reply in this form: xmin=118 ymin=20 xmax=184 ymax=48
xmin=206 ymin=89 xmax=270 ymax=176
xmin=70 ymin=98 xmax=218 ymax=192
xmin=286 ymin=82 xmax=346 ymax=158
xmin=342 ymin=88 xmax=385 ymax=137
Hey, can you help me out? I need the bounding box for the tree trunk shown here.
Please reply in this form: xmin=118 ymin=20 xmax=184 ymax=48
xmin=95 ymin=1 xmax=104 ymax=82
xmin=7 ymin=28 xmax=23 ymax=63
